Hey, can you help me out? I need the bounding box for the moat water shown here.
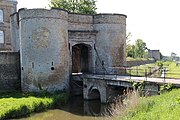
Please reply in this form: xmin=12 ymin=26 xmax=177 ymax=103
xmin=16 ymin=96 xmax=114 ymax=120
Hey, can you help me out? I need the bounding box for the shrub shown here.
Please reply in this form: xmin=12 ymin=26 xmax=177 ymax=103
xmin=160 ymin=83 xmax=173 ymax=93
xmin=156 ymin=61 xmax=163 ymax=69
xmin=130 ymin=80 xmax=145 ymax=91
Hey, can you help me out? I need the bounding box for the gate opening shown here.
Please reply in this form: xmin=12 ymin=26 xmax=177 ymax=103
xmin=72 ymin=44 xmax=92 ymax=73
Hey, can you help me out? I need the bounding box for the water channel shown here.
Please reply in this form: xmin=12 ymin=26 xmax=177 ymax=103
xmin=15 ymin=96 xmax=115 ymax=120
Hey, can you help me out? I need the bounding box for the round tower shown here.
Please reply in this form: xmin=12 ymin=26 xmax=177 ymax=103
xmin=93 ymin=14 xmax=127 ymax=74
xmin=19 ymin=9 xmax=70 ymax=92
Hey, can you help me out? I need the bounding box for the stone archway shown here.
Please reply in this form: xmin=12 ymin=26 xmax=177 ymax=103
xmin=88 ymin=87 xmax=101 ymax=100
xmin=72 ymin=43 xmax=92 ymax=73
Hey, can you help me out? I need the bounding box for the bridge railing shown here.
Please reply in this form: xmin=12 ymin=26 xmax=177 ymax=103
xmin=88 ymin=66 xmax=160 ymax=77
xmin=85 ymin=66 xmax=180 ymax=81
xmin=126 ymin=66 xmax=161 ymax=77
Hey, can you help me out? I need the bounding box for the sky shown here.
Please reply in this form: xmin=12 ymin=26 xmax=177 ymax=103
xmin=17 ymin=0 xmax=180 ymax=56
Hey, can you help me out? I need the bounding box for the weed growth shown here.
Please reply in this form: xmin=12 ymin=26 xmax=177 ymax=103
xmin=122 ymin=89 xmax=180 ymax=120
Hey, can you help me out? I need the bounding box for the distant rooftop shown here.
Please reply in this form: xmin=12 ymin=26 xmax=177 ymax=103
xmin=4 ymin=0 xmax=17 ymax=2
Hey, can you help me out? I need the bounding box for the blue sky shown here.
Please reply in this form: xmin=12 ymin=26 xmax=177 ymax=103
xmin=17 ymin=0 xmax=180 ymax=56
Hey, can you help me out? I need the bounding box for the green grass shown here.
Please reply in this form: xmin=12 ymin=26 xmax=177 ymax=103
xmin=162 ymin=61 xmax=180 ymax=78
xmin=122 ymin=89 xmax=180 ymax=120
xmin=0 ymin=91 xmax=69 ymax=120
xmin=126 ymin=61 xmax=180 ymax=78
xmin=126 ymin=57 xmax=154 ymax=61
xmin=127 ymin=63 xmax=159 ymax=77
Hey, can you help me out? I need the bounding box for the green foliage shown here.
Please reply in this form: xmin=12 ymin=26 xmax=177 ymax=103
xmin=130 ymin=80 xmax=145 ymax=91
xmin=126 ymin=57 xmax=154 ymax=61
xmin=156 ymin=61 xmax=163 ymax=69
xmin=126 ymin=39 xmax=147 ymax=58
xmin=134 ymin=39 xmax=147 ymax=58
xmin=0 ymin=91 xmax=69 ymax=119
xmin=126 ymin=32 xmax=134 ymax=58
xmin=127 ymin=63 xmax=159 ymax=77
xmin=126 ymin=44 xmax=135 ymax=58
xmin=126 ymin=100 xmax=155 ymax=118
xmin=122 ymin=89 xmax=180 ymax=120
xmin=49 ymin=0 xmax=97 ymax=14
xmin=162 ymin=61 xmax=180 ymax=78
xmin=160 ymin=83 xmax=173 ymax=93
xmin=176 ymin=96 xmax=180 ymax=104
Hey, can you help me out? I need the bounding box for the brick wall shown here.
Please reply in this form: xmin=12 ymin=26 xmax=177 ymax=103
xmin=127 ymin=60 xmax=155 ymax=67
xmin=0 ymin=52 xmax=20 ymax=91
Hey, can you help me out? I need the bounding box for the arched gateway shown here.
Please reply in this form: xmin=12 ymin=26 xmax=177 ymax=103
xmin=72 ymin=43 xmax=92 ymax=73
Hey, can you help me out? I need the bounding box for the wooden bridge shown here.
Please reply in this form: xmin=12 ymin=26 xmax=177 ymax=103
xmin=71 ymin=73 xmax=180 ymax=103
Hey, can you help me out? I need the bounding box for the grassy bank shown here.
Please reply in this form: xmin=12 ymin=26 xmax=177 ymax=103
xmin=126 ymin=57 xmax=154 ymax=61
xmin=126 ymin=63 xmax=159 ymax=77
xmin=0 ymin=91 xmax=69 ymax=120
xmin=162 ymin=61 xmax=180 ymax=78
xmin=126 ymin=61 xmax=180 ymax=78
xmin=121 ymin=89 xmax=180 ymax=120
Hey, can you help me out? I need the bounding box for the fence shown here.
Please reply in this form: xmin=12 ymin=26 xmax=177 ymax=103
xmin=85 ymin=66 xmax=161 ymax=77
xmin=86 ymin=66 xmax=180 ymax=78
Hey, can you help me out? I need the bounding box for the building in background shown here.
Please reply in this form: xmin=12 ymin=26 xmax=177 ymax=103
xmin=148 ymin=49 xmax=161 ymax=60
xmin=0 ymin=0 xmax=17 ymax=51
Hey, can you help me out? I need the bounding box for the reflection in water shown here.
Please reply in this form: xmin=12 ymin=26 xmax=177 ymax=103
xmin=17 ymin=96 xmax=112 ymax=120
xmin=88 ymin=100 xmax=101 ymax=115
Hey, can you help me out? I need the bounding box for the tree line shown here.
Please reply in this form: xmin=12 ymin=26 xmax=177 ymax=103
xmin=49 ymin=0 xmax=97 ymax=14
xmin=126 ymin=32 xmax=148 ymax=58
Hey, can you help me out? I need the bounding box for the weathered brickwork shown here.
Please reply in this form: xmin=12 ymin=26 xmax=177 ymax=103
xmin=10 ymin=8 xmax=126 ymax=92
xmin=0 ymin=52 xmax=20 ymax=91
xmin=94 ymin=14 xmax=126 ymax=74
xmin=127 ymin=60 xmax=156 ymax=67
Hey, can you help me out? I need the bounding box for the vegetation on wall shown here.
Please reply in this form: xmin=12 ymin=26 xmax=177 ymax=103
xmin=130 ymin=80 xmax=145 ymax=91
xmin=49 ymin=0 xmax=97 ymax=14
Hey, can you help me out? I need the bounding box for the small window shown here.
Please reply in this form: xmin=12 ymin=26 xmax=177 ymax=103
xmin=0 ymin=31 xmax=4 ymax=43
xmin=0 ymin=9 xmax=3 ymax=22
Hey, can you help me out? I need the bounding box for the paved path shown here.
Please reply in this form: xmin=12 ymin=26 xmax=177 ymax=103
xmin=85 ymin=74 xmax=180 ymax=86
xmin=116 ymin=76 xmax=180 ymax=85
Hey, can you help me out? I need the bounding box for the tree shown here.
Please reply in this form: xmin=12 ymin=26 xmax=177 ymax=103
xmin=171 ymin=52 xmax=177 ymax=61
xmin=134 ymin=39 xmax=147 ymax=58
xmin=126 ymin=32 xmax=132 ymax=44
xmin=126 ymin=44 xmax=135 ymax=58
xmin=126 ymin=32 xmax=134 ymax=57
xmin=49 ymin=0 xmax=97 ymax=14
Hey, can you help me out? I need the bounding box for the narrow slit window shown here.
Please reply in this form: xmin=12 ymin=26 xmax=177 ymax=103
xmin=32 ymin=62 xmax=34 ymax=68
xmin=0 ymin=9 xmax=3 ymax=22
xmin=0 ymin=31 xmax=4 ymax=43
